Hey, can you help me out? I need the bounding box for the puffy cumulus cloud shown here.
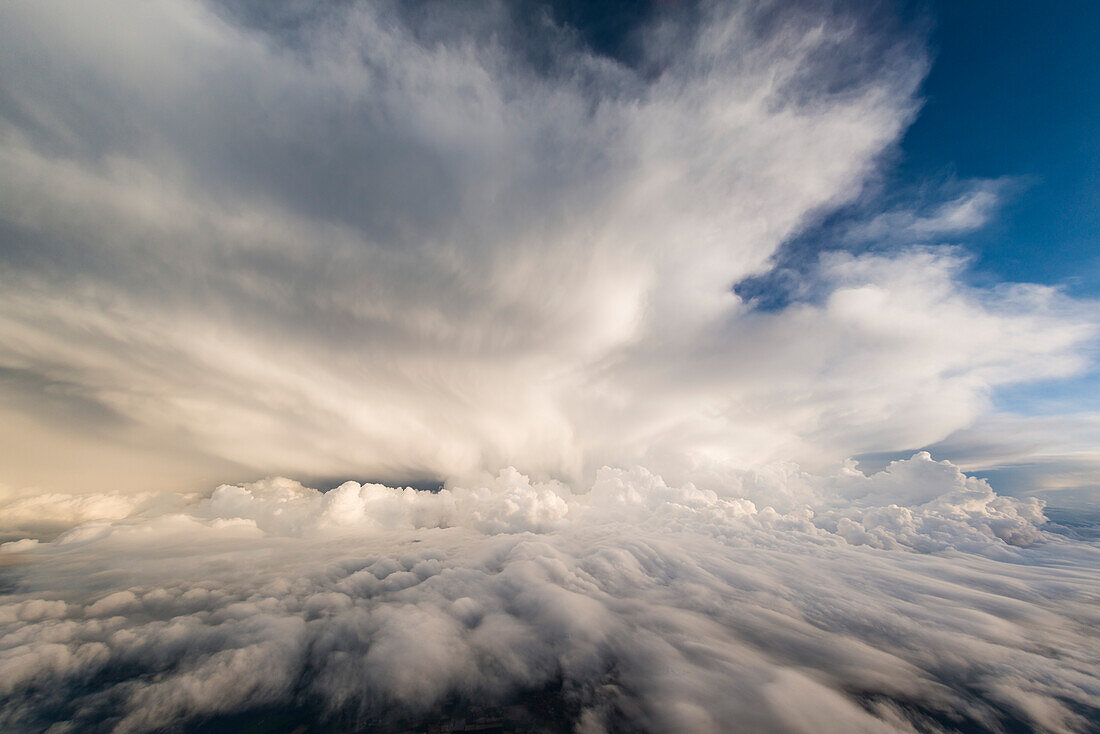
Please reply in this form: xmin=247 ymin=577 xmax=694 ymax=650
xmin=199 ymin=469 xmax=573 ymax=536
xmin=912 ymin=412 xmax=1100 ymax=511
xmin=0 ymin=0 xmax=1092 ymax=493
xmin=1 ymin=454 xmax=1099 ymax=732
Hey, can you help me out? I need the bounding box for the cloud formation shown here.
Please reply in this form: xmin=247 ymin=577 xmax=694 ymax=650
xmin=2 ymin=454 xmax=1098 ymax=733
xmin=0 ymin=0 xmax=1092 ymax=493
xmin=2 ymin=4 xmax=1099 ymax=730
xmin=839 ymin=179 xmax=1011 ymax=245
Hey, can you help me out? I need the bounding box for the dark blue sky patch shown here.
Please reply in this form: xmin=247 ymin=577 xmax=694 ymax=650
xmin=739 ymin=0 xmax=1100 ymax=310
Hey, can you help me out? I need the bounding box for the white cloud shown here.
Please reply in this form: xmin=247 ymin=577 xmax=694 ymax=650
xmin=841 ymin=179 xmax=1011 ymax=245
xmin=0 ymin=3 xmax=1098 ymax=729
xmin=2 ymin=0 xmax=1079 ymax=492
xmin=1 ymin=455 xmax=1097 ymax=732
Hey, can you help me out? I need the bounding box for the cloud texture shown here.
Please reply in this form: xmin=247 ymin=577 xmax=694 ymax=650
xmin=2 ymin=454 xmax=1099 ymax=732
xmin=2 ymin=2 xmax=1100 ymax=731
xmin=0 ymin=0 xmax=1092 ymax=491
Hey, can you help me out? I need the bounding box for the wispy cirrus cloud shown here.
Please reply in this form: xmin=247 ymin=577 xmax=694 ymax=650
xmin=0 ymin=0 xmax=1092 ymax=494
xmin=839 ymin=178 xmax=1012 ymax=245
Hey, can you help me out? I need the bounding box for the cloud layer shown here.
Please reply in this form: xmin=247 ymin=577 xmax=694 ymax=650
xmin=2 ymin=4 xmax=1099 ymax=731
xmin=3 ymin=454 xmax=1099 ymax=733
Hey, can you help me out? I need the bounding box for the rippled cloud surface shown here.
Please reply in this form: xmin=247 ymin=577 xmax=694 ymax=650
xmin=3 ymin=455 xmax=1099 ymax=732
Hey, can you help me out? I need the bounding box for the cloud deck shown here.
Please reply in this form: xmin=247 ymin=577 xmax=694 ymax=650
xmin=2 ymin=455 xmax=1098 ymax=732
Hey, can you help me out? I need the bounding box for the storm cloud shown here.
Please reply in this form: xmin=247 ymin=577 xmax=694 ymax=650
xmin=2 ymin=1 xmax=1099 ymax=732
xmin=0 ymin=0 xmax=1092 ymax=492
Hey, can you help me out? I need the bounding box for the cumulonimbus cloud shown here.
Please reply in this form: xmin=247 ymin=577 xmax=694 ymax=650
xmin=0 ymin=0 xmax=1092 ymax=492
xmin=1 ymin=4 xmax=1099 ymax=730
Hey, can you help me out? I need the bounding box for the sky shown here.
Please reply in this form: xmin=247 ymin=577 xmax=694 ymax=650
xmin=0 ymin=1 xmax=1099 ymax=732
xmin=899 ymin=1 xmax=1100 ymax=294
xmin=0 ymin=0 xmax=1095 ymax=504
xmin=860 ymin=0 xmax=1100 ymax=497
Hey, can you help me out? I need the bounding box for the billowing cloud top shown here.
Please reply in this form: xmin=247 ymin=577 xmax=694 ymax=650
xmin=3 ymin=453 xmax=1099 ymax=732
xmin=0 ymin=0 xmax=1091 ymax=493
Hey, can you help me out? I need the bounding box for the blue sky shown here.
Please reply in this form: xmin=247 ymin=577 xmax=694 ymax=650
xmin=761 ymin=1 xmax=1100 ymax=425
xmin=909 ymin=2 xmax=1100 ymax=421
xmin=900 ymin=1 xmax=1100 ymax=295
xmin=745 ymin=1 xmax=1100 ymax=299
